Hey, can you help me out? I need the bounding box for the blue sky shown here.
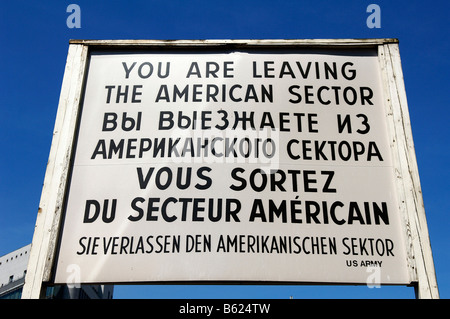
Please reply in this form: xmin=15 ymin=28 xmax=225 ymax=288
xmin=0 ymin=0 xmax=448 ymax=299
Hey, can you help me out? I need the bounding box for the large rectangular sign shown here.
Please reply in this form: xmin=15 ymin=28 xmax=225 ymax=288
xmin=53 ymin=43 xmax=412 ymax=285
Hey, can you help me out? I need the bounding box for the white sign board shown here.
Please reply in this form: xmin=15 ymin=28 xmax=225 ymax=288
xmin=51 ymin=45 xmax=413 ymax=285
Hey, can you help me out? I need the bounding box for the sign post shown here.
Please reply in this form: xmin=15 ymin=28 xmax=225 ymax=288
xmin=22 ymin=39 xmax=438 ymax=298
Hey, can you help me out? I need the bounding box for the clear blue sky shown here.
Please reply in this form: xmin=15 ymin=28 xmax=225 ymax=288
xmin=0 ymin=0 xmax=448 ymax=299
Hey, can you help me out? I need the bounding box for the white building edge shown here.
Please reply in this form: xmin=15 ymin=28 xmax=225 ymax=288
xmin=0 ymin=244 xmax=113 ymax=299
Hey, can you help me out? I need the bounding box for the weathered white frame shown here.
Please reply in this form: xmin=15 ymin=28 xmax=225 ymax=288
xmin=22 ymin=39 xmax=438 ymax=299
xmin=378 ymin=43 xmax=439 ymax=298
